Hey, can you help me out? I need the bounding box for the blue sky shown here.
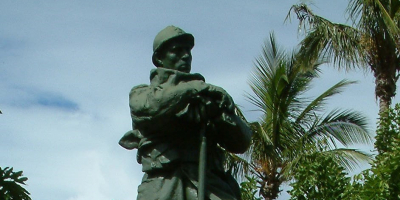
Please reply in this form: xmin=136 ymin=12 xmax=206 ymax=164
xmin=1 ymin=0 xmax=396 ymax=199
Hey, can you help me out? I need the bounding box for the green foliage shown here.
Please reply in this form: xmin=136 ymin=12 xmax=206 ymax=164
xmin=286 ymin=104 xmax=400 ymax=200
xmin=240 ymin=176 xmax=262 ymax=200
xmin=375 ymin=103 xmax=400 ymax=154
xmin=0 ymin=167 xmax=31 ymax=200
xmin=363 ymin=103 xmax=400 ymax=199
xmin=288 ymin=149 xmax=350 ymax=200
xmin=281 ymin=1 xmax=400 ymax=198
xmin=344 ymin=104 xmax=400 ymax=200
xmin=287 ymin=1 xmax=400 ymax=114
xmin=234 ymin=33 xmax=372 ymax=199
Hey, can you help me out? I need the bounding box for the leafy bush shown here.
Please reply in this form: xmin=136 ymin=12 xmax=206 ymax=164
xmin=288 ymin=151 xmax=350 ymax=200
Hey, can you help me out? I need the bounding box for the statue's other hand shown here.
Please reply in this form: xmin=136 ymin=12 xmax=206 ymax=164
xmin=203 ymin=98 xmax=221 ymax=120
xmin=193 ymin=97 xmax=221 ymax=123
xmin=177 ymin=96 xmax=208 ymax=124
xmin=202 ymin=85 xmax=235 ymax=113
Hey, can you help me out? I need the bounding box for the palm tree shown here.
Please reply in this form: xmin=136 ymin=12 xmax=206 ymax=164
xmin=232 ymin=33 xmax=372 ymax=200
xmin=287 ymin=0 xmax=400 ymax=117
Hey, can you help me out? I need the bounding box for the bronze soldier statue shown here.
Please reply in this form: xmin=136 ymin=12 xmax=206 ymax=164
xmin=119 ymin=25 xmax=252 ymax=200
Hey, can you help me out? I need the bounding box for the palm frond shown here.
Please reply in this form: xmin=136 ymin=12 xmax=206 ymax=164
xmin=308 ymin=109 xmax=372 ymax=147
xmin=281 ymin=146 xmax=371 ymax=179
xmin=225 ymin=151 xmax=253 ymax=182
xmin=321 ymin=148 xmax=372 ymax=171
xmin=250 ymin=122 xmax=277 ymax=164
xmin=348 ymin=0 xmax=400 ymax=48
xmin=296 ymin=79 xmax=357 ymax=123
xmin=288 ymin=3 xmax=365 ymax=70
xmin=247 ymin=34 xmax=288 ymax=115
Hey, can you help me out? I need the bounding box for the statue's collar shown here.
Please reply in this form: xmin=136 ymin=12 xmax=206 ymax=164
xmin=149 ymin=68 xmax=205 ymax=85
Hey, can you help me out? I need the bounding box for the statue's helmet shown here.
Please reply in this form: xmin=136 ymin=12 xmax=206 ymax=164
xmin=152 ymin=25 xmax=194 ymax=67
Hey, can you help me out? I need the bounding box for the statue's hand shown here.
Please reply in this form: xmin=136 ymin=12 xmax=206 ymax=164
xmin=187 ymin=96 xmax=220 ymax=123
xmin=176 ymin=96 xmax=208 ymax=124
xmin=200 ymin=85 xmax=235 ymax=114
xmin=178 ymin=85 xmax=235 ymax=123
xmin=177 ymin=96 xmax=223 ymax=124
xmin=202 ymin=97 xmax=221 ymax=120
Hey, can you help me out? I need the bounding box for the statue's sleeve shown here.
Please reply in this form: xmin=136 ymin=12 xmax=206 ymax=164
xmin=193 ymin=86 xmax=252 ymax=154
xmin=213 ymin=110 xmax=253 ymax=154
xmin=129 ymin=80 xmax=208 ymax=131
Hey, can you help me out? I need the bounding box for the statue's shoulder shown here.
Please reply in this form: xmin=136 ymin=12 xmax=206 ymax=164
xmin=129 ymin=84 xmax=150 ymax=97
xmin=131 ymin=84 xmax=149 ymax=90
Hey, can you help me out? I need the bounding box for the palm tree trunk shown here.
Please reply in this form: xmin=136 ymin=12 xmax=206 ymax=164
xmin=376 ymin=96 xmax=391 ymax=154
xmin=378 ymin=96 xmax=391 ymax=117
xmin=371 ymin=31 xmax=398 ymax=116
xmin=374 ymin=68 xmax=396 ymax=116
xmin=373 ymin=60 xmax=397 ymax=153
xmin=259 ymin=175 xmax=281 ymax=200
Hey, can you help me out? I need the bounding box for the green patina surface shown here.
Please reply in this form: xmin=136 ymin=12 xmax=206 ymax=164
xmin=119 ymin=26 xmax=252 ymax=200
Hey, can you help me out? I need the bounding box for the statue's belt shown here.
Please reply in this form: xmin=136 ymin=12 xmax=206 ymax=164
xmin=139 ymin=145 xmax=200 ymax=172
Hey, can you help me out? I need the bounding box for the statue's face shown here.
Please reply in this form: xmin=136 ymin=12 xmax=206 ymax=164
xmin=157 ymin=40 xmax=192 ymax=73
